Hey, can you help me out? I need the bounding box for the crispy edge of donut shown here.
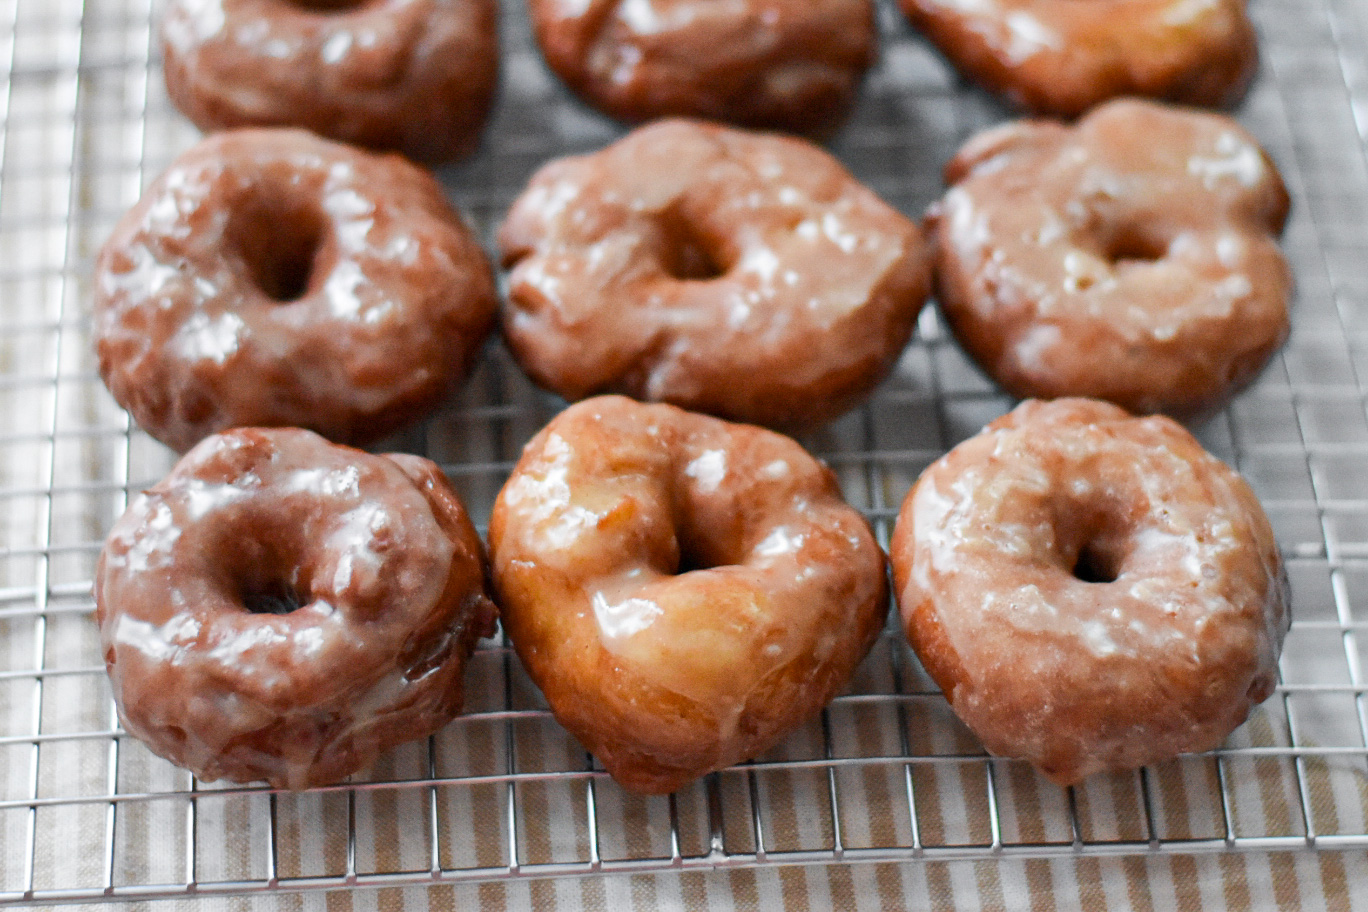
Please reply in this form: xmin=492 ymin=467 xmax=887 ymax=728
xmin=890 ymin=400 xmax=1292 ymax=784
xmin=898 ymin=0 xmax=1259 ymax=118
xmin=489 ymin=398 xmax=890 ymax=794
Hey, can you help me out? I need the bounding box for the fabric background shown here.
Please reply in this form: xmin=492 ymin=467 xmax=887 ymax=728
xmin=2 ymin=0 xmax=1367 ymax=907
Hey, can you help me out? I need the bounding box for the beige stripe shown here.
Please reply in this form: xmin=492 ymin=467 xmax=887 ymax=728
xmin=1122 ymin=857 xmax=1155 ymax=912
xmin=1025 ymin=859 xmax=1057 ymax=912
xmin=376 ymin=886 xmax=406 ymax=912
xmin=875 ymin=863 xmax=904 ymax=910
xmin=1011 ymin=763 xmax=1047 ymax=843
xmin=926 ymin=862 xmax=954 ymax=910
xmin=974 ymin=859 xmax=1005 ymax=909
xmin=730 ymin=867 xmax=760 ymax=911
xmin=1247 ymin=712 xmax=1295 ymax=839
xmin=1171 ymin=855 xmax=1204 ymax=912
xmin=530 ymin=878 xmax=558 ymax=911
xmin=426 ymin=886 xmax=453 ymax=912
xmin=579 ymin=869 xmax=606 ymax=911
xmin=623 ymin=791 xmax=651 ymax=857
xmin=325 ymin=886 xmax=355 ymax=912
xmin=764 ymin=767 xmax=811 ymax=851
xmin=1075 ymin=857 xmax=1105 ymax=910
xmin=1157 ymin=760 xmax=1196 ymax=841
xmin=372 ymin=785 xmax=402 ymax=883
xmin=856 ymin=704 xmax=898 ymax=848
xmin=1269 ymin=853 xmax=1301 ymax=910
xmin=1219 ymin=851 xmax=1250 ymax=912
xmin=828 ymin=863 xmax=857 ymax=911
xmin=1319 ymin=853 xmax=1351 ymax=912
xmin=679 ymin=871 xmax=710 ymax=907
xmin=278 ymin=796 xmax=301 ymax=878
xmin=476 ymin=881 xmax=507 ymax=912
xmin=469 ymin=721 xmax=504 ymax=869
xmin=779 ymin=865 xmax=811 ymax=912
xmin=630 ymin=872 xmax=658 ymax=911
xmin=518 ymin=726 xmax=551 ymax=867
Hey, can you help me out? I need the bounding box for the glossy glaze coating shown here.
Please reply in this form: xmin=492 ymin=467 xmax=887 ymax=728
xmin=930 ymin=100 xmax=1291 ymax=420
xmin=162 ymin=0 xmax=499 ymax=165
xmin=890 ymin=399 xmax=1289 ymax=785
xmin=95 ymin=129 xmax=497 ymax=453
xmin=95 ymin=428 xmax=497 ymax=789
xmin=499 ymin=120 xmax=932 ymax=432
xmin=529 ymin=0 xmax=875 ymax=135
xmin=489 ymin=397 xmax=888 ymax=794
xmin=899 ymin=0 xmax=1257 ymax=116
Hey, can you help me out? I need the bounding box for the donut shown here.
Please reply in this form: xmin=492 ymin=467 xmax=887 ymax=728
xmin=488 ymin=396 xmax=888 ymax=794
xmin=890 ymin=398 xmax=1290 ymax=785
xmin=929 ymin=99 xmax=1291 ymax=420
xmin=94 ymin=427 xmax=498 ymax=789
xmin=528 ymin=0 xmax=876 ymax=136
xmin=94 ymin=128 xmax=497 ymax=453
xmin=161 ymin=0 xmax=499 ymax=165
xmin=499 ymin=119 xmax=933 ymax=431
xmin=899 ymin=0 xmax=1257 ymax=117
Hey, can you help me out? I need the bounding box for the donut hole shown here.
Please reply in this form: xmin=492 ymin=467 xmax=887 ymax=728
xmin=286 ymin=0 xmax=373 ymax=11
xmin=1072 ymin=542 xmax=1121 ymax=585
xmin=656 ymin=207 xmax=732 ymax=282
xmin=1058 ymin=497 xmax=1133 ymax=585
xmin=675 ymin=531 xmax=730 ymax=575
xmin=1103 ymin=229 xmax=1169 ymax=268
xmin=240 ymin=579 xmax=305 ymax=615
xmin=229 ymin=196 xmax=329 ymax=303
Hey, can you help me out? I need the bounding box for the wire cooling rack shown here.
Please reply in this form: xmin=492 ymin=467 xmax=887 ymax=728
xmin=2 ymin=0 xmax=1368 ymax=904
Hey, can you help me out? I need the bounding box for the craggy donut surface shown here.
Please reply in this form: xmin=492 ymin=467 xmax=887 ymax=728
xmin=95 ymin=129 xmax=497 ymax=453
xmin=162 ymin=0 xmax=499 ymax=165
xmin=900 ymin=0 xmax=1257 ymax=117
xmin=930 ymin=100 xmax=1291 ymax=420
xmin=489 ymin=396 xmax=888 ymax=794
xmin=499 ymin=120 xmax=932 ymax=431
xmin=529 ymin=0 xmax=876 ymax=135
xmin=94 ymin=428 xmax=497 ymax=789
xmin=890 ymin=399 xmax=1290 ymax=785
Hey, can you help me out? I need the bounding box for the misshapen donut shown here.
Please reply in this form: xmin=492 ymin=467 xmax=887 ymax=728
xmin=95 ymin=129 xmax=497 ymax=453
xmin=499 ymin=120 xmax=932 ymax=431
xmin=890 ymin=399 xmax=1290 ymax=785
xmin=95 ymin=428 xmax=497 ymax=789
xmin=529 ymin=0 xmax=876 ymax=136
xmin=930 ymin=100 xmax=1291 ymax=420
xmin=899 ymin=0 xmax=1257 ymax=117
xmin=162 ymin=0 xmax=499 ymax=165
xmin=489 ymin=396 xmax=888 ymax=794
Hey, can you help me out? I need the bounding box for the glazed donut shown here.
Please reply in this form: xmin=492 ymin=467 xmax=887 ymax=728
xmin=94 ymin=128 xmax=497 ymax=453
xmin=499 ymin=119 xmax=933 ymax=431
xmin=94 ymin=427 xmax=498 ymax=789
xmin=899 ymin=0 xmax=1257 ymax=117
xmin=929 ymin=99 xmax=1291 ymax=420
xmin=528 ymin=0 xmax=876 ymax=136
xmin=489 ymin=396 xmax=888 ymax=794
xmin=161 ymin=0 xmax=499 ymax=165
xmin=890 ymin=398 xmax=1290 ymax=785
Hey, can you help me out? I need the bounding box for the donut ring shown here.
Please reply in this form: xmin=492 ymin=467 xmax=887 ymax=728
xmin=929 ymin=100 xmax=1291 ymax=420
xmin=489 ymin=396 xmax=888 ymax=794
xmin=499 ymin=119 xmax=932 ymax=431
xmin=161 ymin=0 xmax=499 ymax=165
xmin=528 ymin=0 xmax=876 ymax=136
xmin=899 ymin=0 xmax=1257 ymax=117
xmin=95 ymin=427 xmax=498 ymax=789
xmin=94 ymin=129 xmax=497 ymax=453
xmin=890 ymin=398 xmax=1290 ymax=785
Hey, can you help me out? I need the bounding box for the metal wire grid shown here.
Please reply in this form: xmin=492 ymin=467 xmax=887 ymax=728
xmin=1 ymin=0 xmax=1368 ymax=904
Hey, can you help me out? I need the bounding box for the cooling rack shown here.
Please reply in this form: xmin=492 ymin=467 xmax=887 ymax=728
xmin=2 ymin=0 xmax=1367 ymax=905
